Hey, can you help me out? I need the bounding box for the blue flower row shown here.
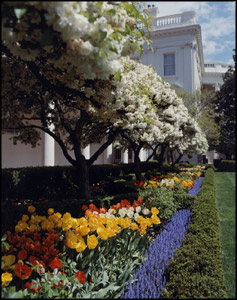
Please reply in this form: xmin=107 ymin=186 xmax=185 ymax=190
xmin=122 ymin=177 xmax=204 ymax=299
xmin=188 ymin=176 xmax=204 ymax=195
xmin=122 ymin=209 xmax=192 ymax=298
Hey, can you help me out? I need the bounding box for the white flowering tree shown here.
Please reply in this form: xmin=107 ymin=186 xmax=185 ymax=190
xmin=169 ymin=118 xmax=209 ymax=164
xmin=149 ymin=96 xmax=208 ymax=168
xmin=1 ymin=1 xmax=151 ymax=200
xmin=111 ymin=57 xmax=167 ymax=180
xmin=112 ymin=58 xmax=208 ymax=174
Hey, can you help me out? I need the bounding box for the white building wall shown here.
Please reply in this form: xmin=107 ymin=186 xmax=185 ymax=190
xmin=90 ymin=143 xmax=105 ymax=165
xmin=54 ymin=142 xmax=75 ymax=166
xmin=2 ymin=133 xmax=43 ymax=168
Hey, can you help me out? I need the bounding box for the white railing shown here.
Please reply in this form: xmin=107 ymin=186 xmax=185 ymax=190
xmin=156 ymin=15 xmax=182 ymax=26
xmin=138 ymin=11 xmax=196 ymax=30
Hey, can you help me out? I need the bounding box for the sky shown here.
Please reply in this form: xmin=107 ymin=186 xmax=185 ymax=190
xmin=142 ymin=1 xmax=236 ymax=65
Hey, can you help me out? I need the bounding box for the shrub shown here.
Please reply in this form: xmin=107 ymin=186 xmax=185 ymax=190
xmin=173 ymin=192 xmax=196 ymax=210
xmin=161 ymin=168 xmax=228 ymax=299
xmin=138 ymin=186 xmax=178 ymax=222
xmin=219 ymin=160 xmax=236 ymax=172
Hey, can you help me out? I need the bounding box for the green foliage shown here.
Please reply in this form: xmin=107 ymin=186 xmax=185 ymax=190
xmin=67 ymin=230 xmax=149 ymax=299
xmin=1 ymin=263 xmax=86 ymax=299
xmin=1 ymin=162 xmax=162 ymax=201
xmin=161 ymin=168 xmax=228 ymax=299
xmin=138 ymin=186 xmax=178 ymax=222
xmin=176 ymin=87 xmax=220 ymax=150
xmin=215 ymin=52 xmax=236 ymax=158
xmin=173 ymin=192 xmax=196 ymax=210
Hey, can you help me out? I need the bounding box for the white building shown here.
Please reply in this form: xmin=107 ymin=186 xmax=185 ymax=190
xmin=203 ymin=62 xmax=229 ymax=91
xmin=1 ymin=6 xmax=229 ymax=168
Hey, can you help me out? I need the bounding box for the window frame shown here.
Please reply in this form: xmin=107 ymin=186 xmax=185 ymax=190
xmin=163 ymin=53 xmax=176 ymax=76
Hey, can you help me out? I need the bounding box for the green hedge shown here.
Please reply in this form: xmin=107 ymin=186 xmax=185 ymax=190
xmin=161 ymin=168 xmax=228 ymax=299
xmin=1 ymin=162 xmax=160 ymax=201
xmin=173 ymin=192 xmax=196 ymax=210
xmin=219 ymin=160 xmax=236 ymax=172
xmin=1 ymin=162 xmax=210 ymax=202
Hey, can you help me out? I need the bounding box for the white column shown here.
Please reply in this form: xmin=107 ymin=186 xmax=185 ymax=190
xmin=44 ymin=102 xmax=55 ymax=166
xmin=122 ymin=149 xmax=129 ymax=164
xmin=82 ymin=145 xmax=90 ymax=159
xmin=44 ymin=128 xmax=55 ymax=166
xmin=104 ymin=144 xmax=113 ymax=164
xmin=139 ymin=148 xmax=147 ymax=162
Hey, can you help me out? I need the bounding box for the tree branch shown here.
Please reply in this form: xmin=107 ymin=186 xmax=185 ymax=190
xmin=7 ymin=124 xmax=77 ymax=167
xmin=88 ymin=129 xmax=119 ymax=166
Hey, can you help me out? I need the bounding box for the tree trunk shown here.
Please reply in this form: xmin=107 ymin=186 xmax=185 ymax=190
xmin=170 ymin=149 xmax=175 ymax=168
xmin=174 ymin=153 xmax=183 ymax=165
xmin=134 ymin=149 xmax=143 ymax=182
xmin=158 ymin=144 xmax=166 ymax=172
xmin=75 ymin=155 xmax=92 ymax=200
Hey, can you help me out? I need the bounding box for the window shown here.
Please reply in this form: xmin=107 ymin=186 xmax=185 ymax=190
xmin=164 ymin=53 xmax=175 ymax=76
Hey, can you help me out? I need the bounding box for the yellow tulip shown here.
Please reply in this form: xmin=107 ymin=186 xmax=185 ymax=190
xmin=77 ymin=217 xmax=88 ymax=227
xmin=29 ymin=223 xmax=41 ymax=232
xmin=21 ymin=214 xmax=29 ymax=222
xmin=41 ymin=220 xmax=54 ymax=231
xmin=97 ymin=226 xmax=108 ymax=240
xmin=137 ymin=216 xmax=145 ymax=224
xmin=76 ymin=240 xmax=87 ymax=252
xmin=139 ymin=227 xmax=146 ymax=235
xmin=77 ymin=225 xmax=90 ymax=236
xmin=87 ymin=235 xmax=98 ymax=249
xmin=88 ymin=217 xmax=99 ymax=231
xmin=28 ymin=205 xmax=36 ymax=214
xmin=65 ymin=231 xmax=78 ymax=249
xmin=151 ymin=207 xmax=159 ymax=215
xmin=130 ymin=222 xmax=138 ymax=231
xmin=15 ymin=221 xmax=29 ymax=233
xmin=1 ymin=272 xmax=13 ymax=286
xmin=151 ymin=215 xmax=161 ymax=225
xmin=2 ymin=255 xmax=16 ymax=271
xmin=47 ymin=208 xmax=54 ymax=215
xmin=146 ymin=218 xmax=153 ymax=227
xmin=106 ymin=227 xmax=116 ymax=238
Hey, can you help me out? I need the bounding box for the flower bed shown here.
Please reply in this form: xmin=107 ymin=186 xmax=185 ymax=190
xmin=187 ymin=176 xmax=204 ymax=196
xmin=1 ymin=166 xmax=207 ymax=298
xmin=122 ymin=209 xmax=192 ymax=298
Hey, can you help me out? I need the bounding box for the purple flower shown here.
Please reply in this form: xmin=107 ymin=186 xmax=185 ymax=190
xmin=122 ymin=177 xmax=204 ymax=299
xmin=122 ymin=209 xmax=192 ymax=298
xmin=188 ymin=177 xmax=204 ymax=195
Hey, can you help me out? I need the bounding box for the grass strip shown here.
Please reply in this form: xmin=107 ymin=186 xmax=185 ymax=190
xmin=214 ymin=172 xmax=236 ymax=299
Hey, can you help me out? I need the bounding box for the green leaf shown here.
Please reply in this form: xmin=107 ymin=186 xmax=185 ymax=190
xmin=80 ymin=10 xmax=89 ymax=18
xmin=99 ymin=31 xmax=107 ymax=43
xmin=101 ymin=270 xmax=109 ymax=286
xmin=139 ymin=44 xmax=144 ymax=56
xmin=97 ymin=2 xmax=103 ymax=14
xmin=99 ymin=49 xmax=108 ymax=60
xmin=14 ymin=8 xmax=27 ymax=20
xmin=115 ymin=70 xmax=122 ymax=82
xmin=93 ymin=283 xmax=120 ymax=298
xmin=106 ymin=9 xmax=116 ymax=16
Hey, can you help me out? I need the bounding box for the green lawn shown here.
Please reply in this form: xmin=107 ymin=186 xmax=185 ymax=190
xmin=215 ymin=172 xmax=236 ymax=299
